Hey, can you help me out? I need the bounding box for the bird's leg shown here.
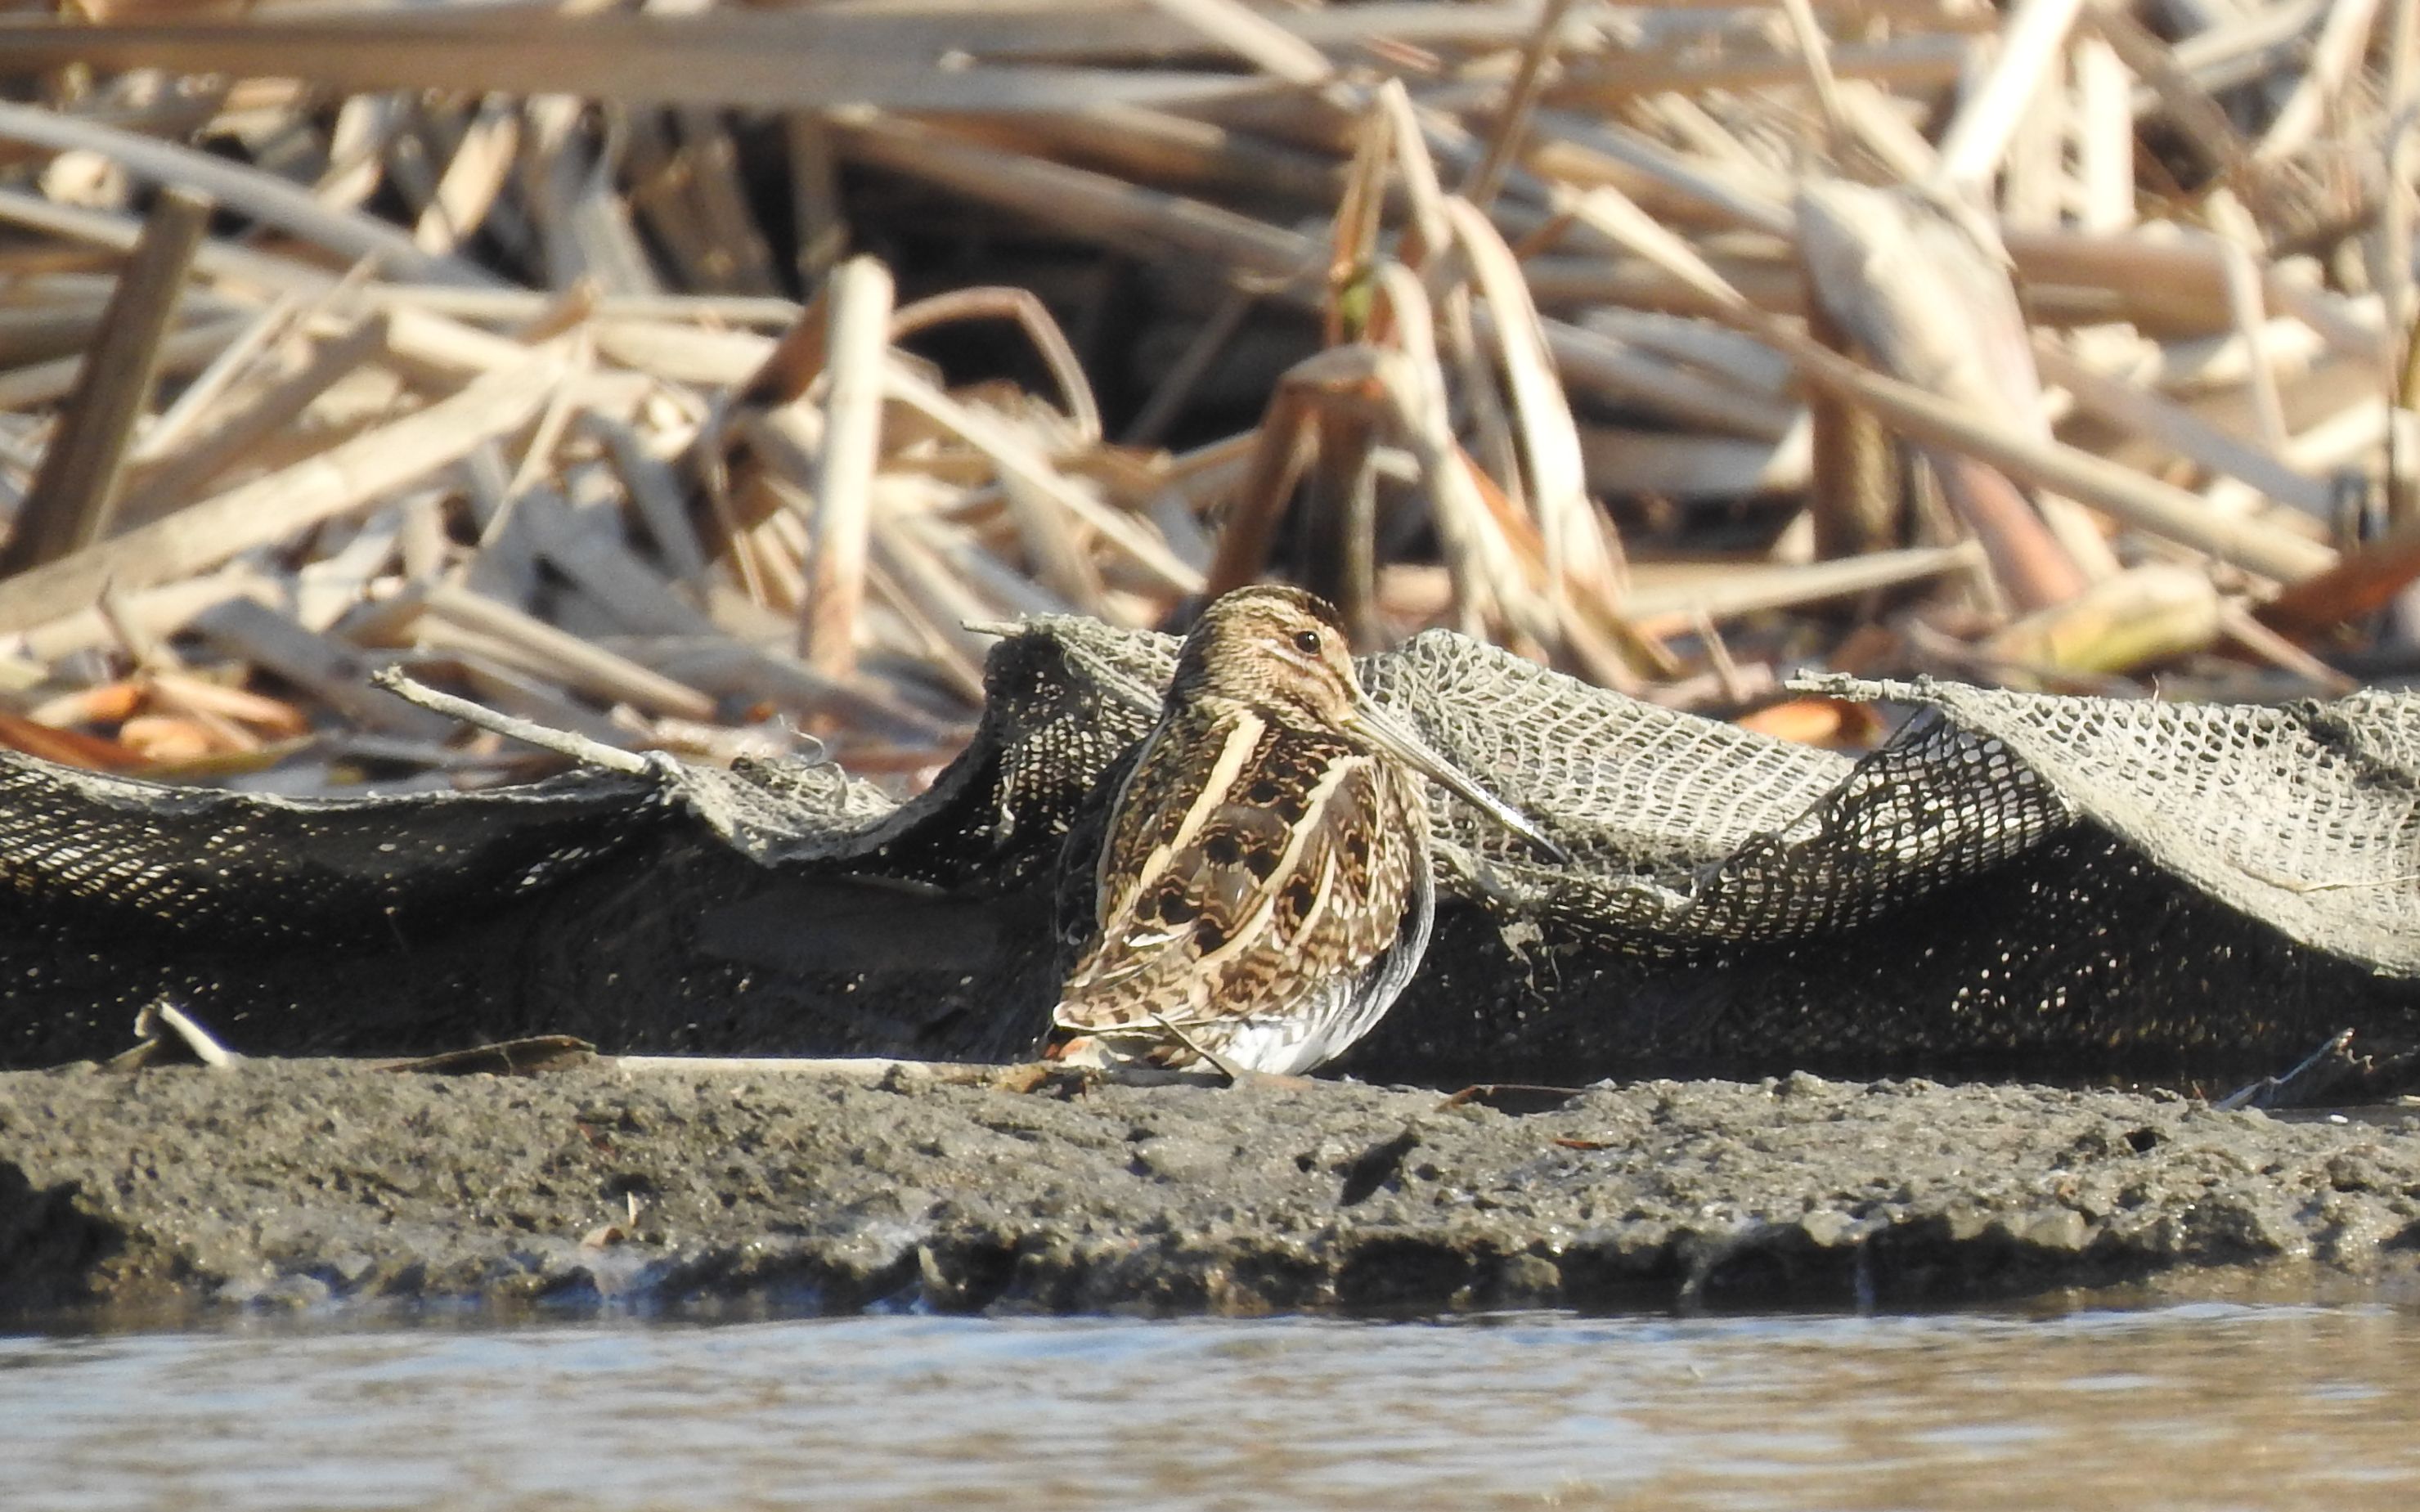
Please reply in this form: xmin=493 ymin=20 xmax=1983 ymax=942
xmin=1149 ymin=1013 xmax=1249 ymax=1085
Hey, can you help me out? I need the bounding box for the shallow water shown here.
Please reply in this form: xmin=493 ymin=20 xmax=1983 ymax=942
xmin=7 ymin=1302 xmax=2418 ymax=1510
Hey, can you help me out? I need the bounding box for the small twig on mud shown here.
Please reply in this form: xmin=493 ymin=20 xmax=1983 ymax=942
xmin=609 ymin=1052 xmax=1024 ymax=1087
xmin=137 ymin=998 xmax=242 ymax=1070
xmin=2214 ymin=1028 xmax=2363 ymax=1111
xmin=1438 ymin=1082 xmax=1592 ymax=1113
xmin=380 ymin=1035 xmax=598 ymax=1075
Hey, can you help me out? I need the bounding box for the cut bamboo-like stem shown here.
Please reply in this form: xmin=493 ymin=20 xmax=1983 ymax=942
xmin=1461 ymin=0 xmax=1579 ymax=210
xmin=801 ymin=257 xmax=895 ymax=675
xmin=1826 ymin=348 xmax=2337 ymax=581
xmin=787 ymin=114 xmax=849 ymax=283
xmin=0 ymin=341 xmax=573 ymax=635
xmin=2256 ymin=0 xmax=2386 ymax=161
xmin=1934 ymin=0 xmax=2090 ymax=191
xmin=2 ymin=12 xmax=1279 ymax=106
xmin=1979 ymin=563 xmax=2223 ymax=673
xmin=2205 ymin=231 xmax=2294 ymax=465
xmin=1204 ymin=367 xmax=1322 ymax=597
xmin=0 ymin=186 xmax=210 ymax=578
xmin=1776 ymin=0 xmax=1854 ymax=150
xmin=0 ymin=100 xmax=489 ymax=287
xmin=829 ymin=110 xmax=1316 ymax=289
xmin=1444 ymin=197 xmax=1602 ymax=595
xmin=882 ymin=360 xmax=1202 ymax=597
xmin=1139 ymin=0 xmax=1334 ymax=85
xmin=0 ymin=313 xmax=252 ymax=414
xmin=419 ymin=581 xmax=718 ymax=722
xmin=1624 ymin=541 xmax=1987 ymax=628
xmin=2000 ymin=34 xmax=2068 ymax=230
xmin=141 ymin=1000 xmax=241 ymax=1070
xmin=0 ymin=185 xmax=335 ymax=297
xmin=2072 ymin=36 xmax=2135 ymax=232
xmin=414 ymin=94 xmax=520 ymax=256
xmin=1793 ymin=177 xmax=2090 ymax=607
xmin=1543 ymin=35 xmax=1969 ymax=107
xmin=2034 ymin=339 xmax=2330 ymax=514
xmin=115 ymin=312 xmax=392 ymax=527
xmin=1576 ymin=177 xmax=2340 ymax=583
xmin=1366 ymin=269 xmax=1551 ymax=651
xmin=191 ymin=598 xmax=456 ymax=739
xmin=132 ymin=291 xmax=303 ymax=463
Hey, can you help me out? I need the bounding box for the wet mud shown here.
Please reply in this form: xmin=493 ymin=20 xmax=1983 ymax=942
xmin=5 ymin=1059 xmax=2419 ymax=1324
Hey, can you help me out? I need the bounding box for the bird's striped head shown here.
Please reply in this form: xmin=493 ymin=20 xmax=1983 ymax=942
xmin=1168 ymin=584 xmax=1569 ymax=863
xmin=1171 ymin=585 xmax=1361 ymax=727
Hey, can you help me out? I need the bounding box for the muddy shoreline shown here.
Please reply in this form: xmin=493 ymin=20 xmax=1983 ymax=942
xmin=5 ymin=1059 xmax=2420 ymax=1326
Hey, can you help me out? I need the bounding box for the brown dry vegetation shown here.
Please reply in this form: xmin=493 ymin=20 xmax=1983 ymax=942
xmin=0 ymin=0 xmax=2413 ymax=792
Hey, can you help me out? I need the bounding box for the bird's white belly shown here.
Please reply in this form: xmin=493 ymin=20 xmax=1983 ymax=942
xmin=1214 ymin=1016 xmax=1331 ymax=1076
xmin=1212 ymin=971 xmax=1398 ymax=1075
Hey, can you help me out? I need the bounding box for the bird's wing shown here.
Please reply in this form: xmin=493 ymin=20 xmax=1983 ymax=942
xmin=1058 ymin=723 xmax=1413 ymax=1037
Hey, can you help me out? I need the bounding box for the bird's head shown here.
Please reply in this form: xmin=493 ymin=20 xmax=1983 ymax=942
xmin=1167 ymin=584 xmax=1569 ymax=863
xmin=1171 ymin=584 xmax=1363 ymax=727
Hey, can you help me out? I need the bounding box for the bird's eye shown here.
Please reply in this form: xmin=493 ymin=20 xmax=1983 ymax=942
xmin=1291 ymin=629 xmax=1322 ymax=655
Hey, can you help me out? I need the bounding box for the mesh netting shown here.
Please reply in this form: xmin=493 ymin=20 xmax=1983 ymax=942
xmin=0 ymin=757 xmax=664 ymax=938
xmin=0 ymin=617 xmax=2413 ymax=1086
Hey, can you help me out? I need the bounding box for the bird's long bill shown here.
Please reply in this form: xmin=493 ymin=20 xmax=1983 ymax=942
xmin=1346 ymin=696 xmax=1570 ymax=864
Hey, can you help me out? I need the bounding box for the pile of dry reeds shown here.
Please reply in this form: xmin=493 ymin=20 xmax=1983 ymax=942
xmin=0 ymin=0 xmax=2411 ymax=789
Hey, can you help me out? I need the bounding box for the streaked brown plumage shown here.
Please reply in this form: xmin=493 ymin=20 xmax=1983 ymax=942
xmin=1044 ymin=585 xmax=1560 ymax=1076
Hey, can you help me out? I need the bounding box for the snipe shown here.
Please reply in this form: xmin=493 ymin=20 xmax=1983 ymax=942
xmin=1045 ymin=585 xmax=1562 ymax=1076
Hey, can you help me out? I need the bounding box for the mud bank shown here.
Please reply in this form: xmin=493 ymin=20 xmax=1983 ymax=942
xmin=5 ymin=1060 xmax=2419 ymax=1324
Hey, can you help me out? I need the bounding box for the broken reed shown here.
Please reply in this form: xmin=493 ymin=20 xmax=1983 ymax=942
xmin=0 ymin=0 xmax=2408 ymax=787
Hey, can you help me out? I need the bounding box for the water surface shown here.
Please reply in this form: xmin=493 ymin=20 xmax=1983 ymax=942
xmin=7 ymin=1303 xmax=2415 ymax=1510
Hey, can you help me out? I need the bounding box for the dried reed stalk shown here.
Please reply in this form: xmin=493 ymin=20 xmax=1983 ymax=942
xmin=0 ymin=0 xmax=2407 ymax=785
